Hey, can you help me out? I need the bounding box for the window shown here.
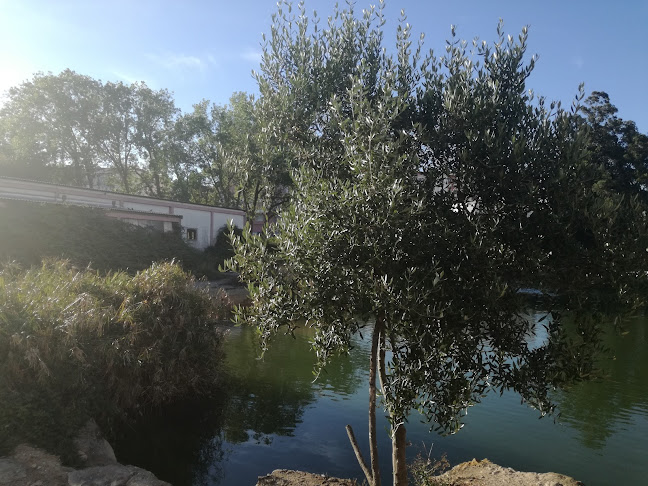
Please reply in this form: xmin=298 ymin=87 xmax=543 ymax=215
xmin=186 ymin=228 xmax=197 ymax=241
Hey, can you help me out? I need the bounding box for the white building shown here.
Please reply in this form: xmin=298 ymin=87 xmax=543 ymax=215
xmin=0 ymin=177 xmax=246 ymax=250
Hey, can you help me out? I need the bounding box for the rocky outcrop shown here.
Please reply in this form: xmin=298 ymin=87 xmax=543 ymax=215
xmin=435 ymin=459 xmax=585 ymax=486
xmin=0 ymin=421 xmax=170 ymax=486
xmin=68 ymin=464 xmax=170 ymax=486
xmin=256 ymin=469 xmax=358 ymax=486
xmin=255 ymin=461 xmax=585 ymax=486
xmin=0 ymin=444 xmax=70 ymax=486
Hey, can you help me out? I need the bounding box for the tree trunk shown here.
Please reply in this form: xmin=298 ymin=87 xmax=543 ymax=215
xmin=346 ymin=316 xmax=383 ymax=486
xmin=154 ymin=171 xmax=161 ymax=198
xmin=368 ymin=317 xmax=382 ymax=486
xmin=392 ymin=423 xmax=407 ymax=486
xmin=376 ymin=317 xmax=408 ymax=486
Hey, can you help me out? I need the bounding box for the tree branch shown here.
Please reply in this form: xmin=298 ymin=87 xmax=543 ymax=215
xmin=345 ymin=424 xmax=372 ymax=485
xmin=377 ymin=314 xmax=387 ymax=397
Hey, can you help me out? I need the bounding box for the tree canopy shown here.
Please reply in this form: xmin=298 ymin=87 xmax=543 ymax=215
xmin=580 ymin=91 xmax=648 ymax=203
xmin=170 ymin=92 xmax=291 ymax=220
xmin=0 ymin=70 xmax=178 ymax=194
xmin=226 ymin=2 xmax=648 ymax=485
xmin=0 ymin=73 xmax=288 ymax=222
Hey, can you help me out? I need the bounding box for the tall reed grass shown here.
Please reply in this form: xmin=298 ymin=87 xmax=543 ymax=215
xmin=0 ymin=259 xmax=226 ymax=460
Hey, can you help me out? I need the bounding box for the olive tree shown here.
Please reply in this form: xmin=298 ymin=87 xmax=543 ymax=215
xmin=226 ymin=3 xmax=647 ymax=485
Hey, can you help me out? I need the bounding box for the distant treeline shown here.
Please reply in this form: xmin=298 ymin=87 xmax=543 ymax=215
xmin=1 ymin=70 xmax=647 ymax=219
xmin=0 ymin=70 xmax=291 ymax=221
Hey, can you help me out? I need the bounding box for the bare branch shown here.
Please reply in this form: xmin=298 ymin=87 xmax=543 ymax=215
xmin=345 ymin=424 xmax=373 ymax=485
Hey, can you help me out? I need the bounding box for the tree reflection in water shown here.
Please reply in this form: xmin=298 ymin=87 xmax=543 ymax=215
xmin=112 ymin=325 xmax=367 ymax=486
xmin=222 ymin=325 xmax=367 ymax=444
xmin=555 ymin=316 xmax=648 ymax=450
xmin=111 ymin=397 xmax=229 ymax=486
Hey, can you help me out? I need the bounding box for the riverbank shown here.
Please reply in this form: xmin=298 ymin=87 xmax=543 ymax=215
xmin=0 ymin=457 xmax=585 ymax=486
xmin=202 ymin=273 xmax=250 ymax=306
xmin=0 ymin=422 xmax=585 ymax=486
xmin=0 ymin=421 xmax=170 ymax=486
xmin=434 ymin=459 xmax=584 ymax=485
xmin=255 ymin=462 xmax=584 ymax=486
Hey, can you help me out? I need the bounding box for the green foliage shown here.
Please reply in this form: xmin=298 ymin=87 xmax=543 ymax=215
xmin=0 ymin=70 xmax=178 ymax=195
xmin=0 ymin=70 xmax=100 ymax=186
xmin=205 ymin=225 xmax=245 ymax=265
xmin=580 ymin=91 xmax=648 ymax=203
xmin=170 ymin=92 xmax=291 ymax=219
xmin=0 ymin=199 xmax=222 ymax=277
xmin=0 ymin=259 xmax=226 ymax=459
xmin=228 ymin=2 xmax=648 ymax=484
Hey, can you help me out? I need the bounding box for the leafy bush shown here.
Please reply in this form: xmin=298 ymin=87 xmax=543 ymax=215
xmin=204 ymin=225 xmax=244 ymax=269
xmin=0 ymin=259 xmax=226 ymax=459
xmin=0 ymin=199 xmax=221 ymax=277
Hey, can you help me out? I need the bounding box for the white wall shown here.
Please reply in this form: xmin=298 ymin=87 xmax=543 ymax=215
xmin=176 ymin=208 xmax=211 ymax=249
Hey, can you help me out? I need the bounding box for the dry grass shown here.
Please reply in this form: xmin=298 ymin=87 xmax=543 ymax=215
xmin=410 ymin=446 xmax=451 ymax=486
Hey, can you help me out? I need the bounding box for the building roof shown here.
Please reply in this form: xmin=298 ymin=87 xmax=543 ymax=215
xmin=0 ymin=195 xmax=183 ymax=219
xmin=0 ymin=176 xmax=245 ymax=213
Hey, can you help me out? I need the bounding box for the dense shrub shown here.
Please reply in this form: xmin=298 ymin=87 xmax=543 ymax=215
xmin=204 ymin=225 xmax=244 ymax=266
xmin=0 ymin=259 xmax=226 ymax=458
xmin=0 ymin=199 xmax=221 ymax=277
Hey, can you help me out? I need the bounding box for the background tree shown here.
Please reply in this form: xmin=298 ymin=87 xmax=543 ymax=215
xmin=94 ymin=81 xmax=142 ymax=193
xmin=0 ymin=71 xmax=290 ymax=216
xmin=0 ymin=71 xmax=181 ymax=196
xmin=227 ymin=3 xmax=648 ymax=486
xmin=133 ymin=83 xmax=178 ymax=198
xmin=172 ymin=93 xmax=291 ymax=220
xmin=211 ymin=92 xmax=291 ymax=221
xmin=581 ymin=91 xmax=648 ymax=203
xmin=0 ymin=70 xmax=102 ymax=186
xmin=179 ymin=99 xmax=242 ymax=207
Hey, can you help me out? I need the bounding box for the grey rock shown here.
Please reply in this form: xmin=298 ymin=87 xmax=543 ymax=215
xmin=0 ymin=458 xmax=27 ymax=484
xmin=67 ymin=464 xmax=171 ymax=486
xmin=0 ymin=433 xmax=169 ymax=486
xmin=67 ymin=464 xmax=133 ymax=486
xmin=74 ymin=419 xmax=118 ymax=467
xmin=10 ymin=445 xmax=67 ymax=485
xmin=125 ymin=466 xmax=172 ymax=486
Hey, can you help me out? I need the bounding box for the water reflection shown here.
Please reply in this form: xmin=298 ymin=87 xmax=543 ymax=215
xmin=555 ymin=317 xmax=648 ymax=449
xmin=113 ymin=316 xmax=648 ymax=486
xmin=223 ymin=326 xmax=368 ymax=443
xmin=113 ymin=325 xmax=368 ymax=485
xmin=222 ymin=327 xmax=318 ymax=445
xmin=112 ymin=398 xmax=229 ymax=486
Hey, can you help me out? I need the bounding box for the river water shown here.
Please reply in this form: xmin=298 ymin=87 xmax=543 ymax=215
xmin=114 ymin=312 xmax=648 ymax=486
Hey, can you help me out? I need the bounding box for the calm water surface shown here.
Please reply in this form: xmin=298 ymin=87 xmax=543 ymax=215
xmin=115 ymin=313 xmax=648 ymax=486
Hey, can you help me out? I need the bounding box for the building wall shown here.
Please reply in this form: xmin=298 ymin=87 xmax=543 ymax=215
xmin=176 ymin=208 xmax=212 ymax=249
xmin=0 ymin=177 xmax=246 ymax=249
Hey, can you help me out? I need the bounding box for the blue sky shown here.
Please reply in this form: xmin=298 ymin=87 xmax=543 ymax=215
xmin=1 ymin=0 xmax=647 ymax=131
